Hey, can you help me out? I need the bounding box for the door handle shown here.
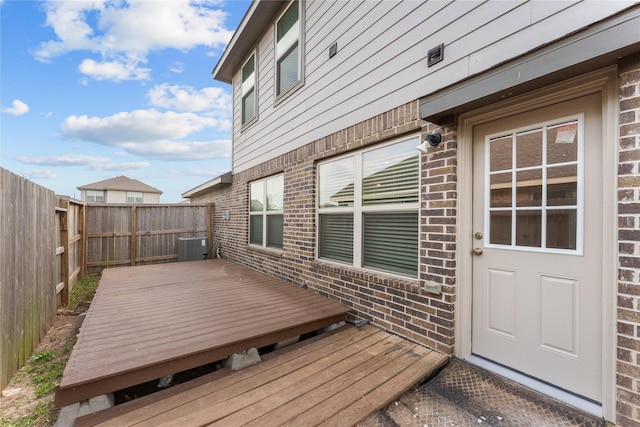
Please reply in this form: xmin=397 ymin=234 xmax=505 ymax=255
xmin=473 ymin=248 xmax=484 ymax=256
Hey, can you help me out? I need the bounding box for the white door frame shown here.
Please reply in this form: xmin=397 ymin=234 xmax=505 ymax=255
xmin=456 ymin=67 xmax=618 ymax=422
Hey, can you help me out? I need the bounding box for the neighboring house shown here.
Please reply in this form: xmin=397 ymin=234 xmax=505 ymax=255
xmin=187 ymin=1 xmax=640 ymax=424
xmin=77 ymin=176 xmax=162 ymax=204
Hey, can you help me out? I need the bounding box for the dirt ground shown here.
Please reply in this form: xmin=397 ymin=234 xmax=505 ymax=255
xmin=0 ymin=314 xmax=77 ymax=423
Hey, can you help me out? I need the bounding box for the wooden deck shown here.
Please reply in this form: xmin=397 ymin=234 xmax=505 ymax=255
xmin=55 ymin=259 xmax=352 ymax=407
xmin=75 ymin=324 xmax=448 ymax=426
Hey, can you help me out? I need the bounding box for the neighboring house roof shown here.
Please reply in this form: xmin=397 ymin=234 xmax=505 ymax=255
xmin=77 ymin=176 xmax=163 ymax=194
xmin=213 ymin=1 xmax=286 ymax=83
xmin=182 ymin=172 xmax=232 ymax=199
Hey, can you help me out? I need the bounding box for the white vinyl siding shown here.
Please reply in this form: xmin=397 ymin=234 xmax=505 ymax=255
xmin=230 ymin=0 xmax=633 ymax=174
xmin=317 ymin=136 xmax=420 ymax=277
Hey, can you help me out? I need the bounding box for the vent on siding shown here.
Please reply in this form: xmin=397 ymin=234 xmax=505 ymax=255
xmin=427 ymin=44 xmax=444 ymax=67
xmin=329 ymin=42 xmax=338 ymax=58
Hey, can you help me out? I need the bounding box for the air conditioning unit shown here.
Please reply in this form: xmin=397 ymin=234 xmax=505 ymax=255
xmin=178 ymin=237 xmax=208 ymax=261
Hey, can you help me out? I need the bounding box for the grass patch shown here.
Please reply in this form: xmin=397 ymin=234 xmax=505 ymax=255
xmin=1 ymin=274 xmax=101 ymax=426
xmin=24 ymin=349 xmax=69 ymax=398
xmin=0 ymin=400 xmax=56 ymax=427
xmin=68 ymin=273 xmax=100 ymax=309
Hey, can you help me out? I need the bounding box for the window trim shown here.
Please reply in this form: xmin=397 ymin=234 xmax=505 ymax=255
xmin=126 ymin=191 xmax=144 ymax=204
xmin=249 ymin=174 xmax=284 ymax=250
xmin=316 ymin=134 xmax=421 ymax=278
xmin=86 ymin=190 xmax=105 ymax=203
xmin=274 ymin=0 xmax=304 ymax=103
xmin=241 ymin=51 xmax=258 ymax=128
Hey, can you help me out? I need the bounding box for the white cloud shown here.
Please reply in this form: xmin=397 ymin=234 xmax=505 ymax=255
xmin=3 ymin=100 xmax=30 ymax=116
xmin=61 ymin=109 xmax=221 ymax=143
xmin=23 ymin=169 xmax=58 ymax=179
xmin=94 ymin=161 xmax=150 ymax=171
xmin=16 ymin=154 xmax=150 ymax=171
xmin=97 ymin=1 xmax=231 ymax=52
xmin=60 ymin=109 xmax=231 ymax=160
xmin=169 ymin=61 xmax=185 ymax=74
xmin=121 ymin=139 xmax=231 ymax=160
xmin=35 ymin=0 xmax=233 ymax=81
xmin=17 ymin=154 xmax=110 ymax=167
xmin=79 ymin=58 xmax=150 ymax=81
xmin=146 ymin=84 xmax=231 ymax=113
xmin=34 ymin=1 xmax=102 ymax=62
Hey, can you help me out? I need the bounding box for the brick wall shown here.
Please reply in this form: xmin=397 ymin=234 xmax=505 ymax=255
xmin=194 ymin=55 xmax=640 ymax=423
xmin=419 ymin=122 xmax=458 ymax=353
xmin=616 ymin=52 xmax=640 ymax=427
xmin=195 ymin=100 xmax=457 ymax=355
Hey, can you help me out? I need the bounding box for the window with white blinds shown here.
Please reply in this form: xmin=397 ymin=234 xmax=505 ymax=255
xmin=317 ymin=136 xmax=420 ymax=277
xmin=275 ymin=1 xmax=300 ymax=96
xmin=250 ymin=174 xmax=284 ymax=249
xmin=241 ymin=53 xmax=256 ymax=125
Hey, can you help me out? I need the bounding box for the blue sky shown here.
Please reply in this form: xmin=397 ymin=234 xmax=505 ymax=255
xmin=0 ymin=0 xmax=251 ymax=202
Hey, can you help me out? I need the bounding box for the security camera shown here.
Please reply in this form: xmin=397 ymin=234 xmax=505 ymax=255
xmin=416 ymin=133 xmax=442 ymax=153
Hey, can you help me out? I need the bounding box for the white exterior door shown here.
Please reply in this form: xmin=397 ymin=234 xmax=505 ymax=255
xmin=471 ymin=93 xmax=603 ymax=402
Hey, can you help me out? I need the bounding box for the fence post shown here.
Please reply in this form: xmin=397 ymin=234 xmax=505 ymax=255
xmin=130 ymin=206 xmax=137 ymax=266
xmin=58 ymin=199 xmax=70 ymax=305
xmin=79 ymin=202 xmax=86 ymax=279
xmin=206 ymin=204 xmax=212 ymax=259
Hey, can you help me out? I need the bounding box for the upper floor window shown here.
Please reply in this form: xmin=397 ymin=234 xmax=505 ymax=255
xmin=317 ymin=136 xmax=420 ymax=277
xmin=127 ymin=191 xmax=143 ymax=203
xmin=250 ymin=174 xmax=284 ymax=249
xmin=276 ymin=0 xmax=301 ymax=97
xmin=241 ymin=53 xmax=256 ymax=125
xmin=86 ymin=190 xmax=105 ymax=202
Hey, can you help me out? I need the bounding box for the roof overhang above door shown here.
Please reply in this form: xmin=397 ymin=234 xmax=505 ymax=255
xmin=420 ymin=6 xmax=640 ymax=125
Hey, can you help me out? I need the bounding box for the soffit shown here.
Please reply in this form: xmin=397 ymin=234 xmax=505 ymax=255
xmin=213 ymin=1 xmax=287 ymax=84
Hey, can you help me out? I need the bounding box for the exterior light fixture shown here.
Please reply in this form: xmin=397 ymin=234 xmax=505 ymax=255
xmin=416 ymin=133 xmax=442 ymax=153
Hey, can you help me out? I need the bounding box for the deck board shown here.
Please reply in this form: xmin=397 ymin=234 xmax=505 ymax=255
xmin=55 ymin=259 xmax=351 ymax=407
xmin=76 ymin=325 xmax=448 ymax=427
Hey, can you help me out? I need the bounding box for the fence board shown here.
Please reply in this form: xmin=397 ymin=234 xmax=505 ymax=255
xmin=1 ymin=171 xmax=208 ymax=388
xmin=85 ymin=204 xmax=211 ymax=272
xmin=55 ymin=198 xmax=85 ymax=305
xmin=0 ymin=168 xmax=58 ymax=389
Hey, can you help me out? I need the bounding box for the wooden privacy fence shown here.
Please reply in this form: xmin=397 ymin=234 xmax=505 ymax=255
xmin=56 ymin=198 xmax=85 ymax=306
xmin=0 ymin=169 xmax=84 ymax=389
xmin=85 ymin=204 xmax=212 ymax=272
xmin=1 ymin=166 xmax=213 ymax=388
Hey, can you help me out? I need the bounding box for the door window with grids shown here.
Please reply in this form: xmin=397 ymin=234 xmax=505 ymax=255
xmin=486 ymin=117 xmax=583 ymax=253
xmin=317 ymin=136 xmax=419 ymax=276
